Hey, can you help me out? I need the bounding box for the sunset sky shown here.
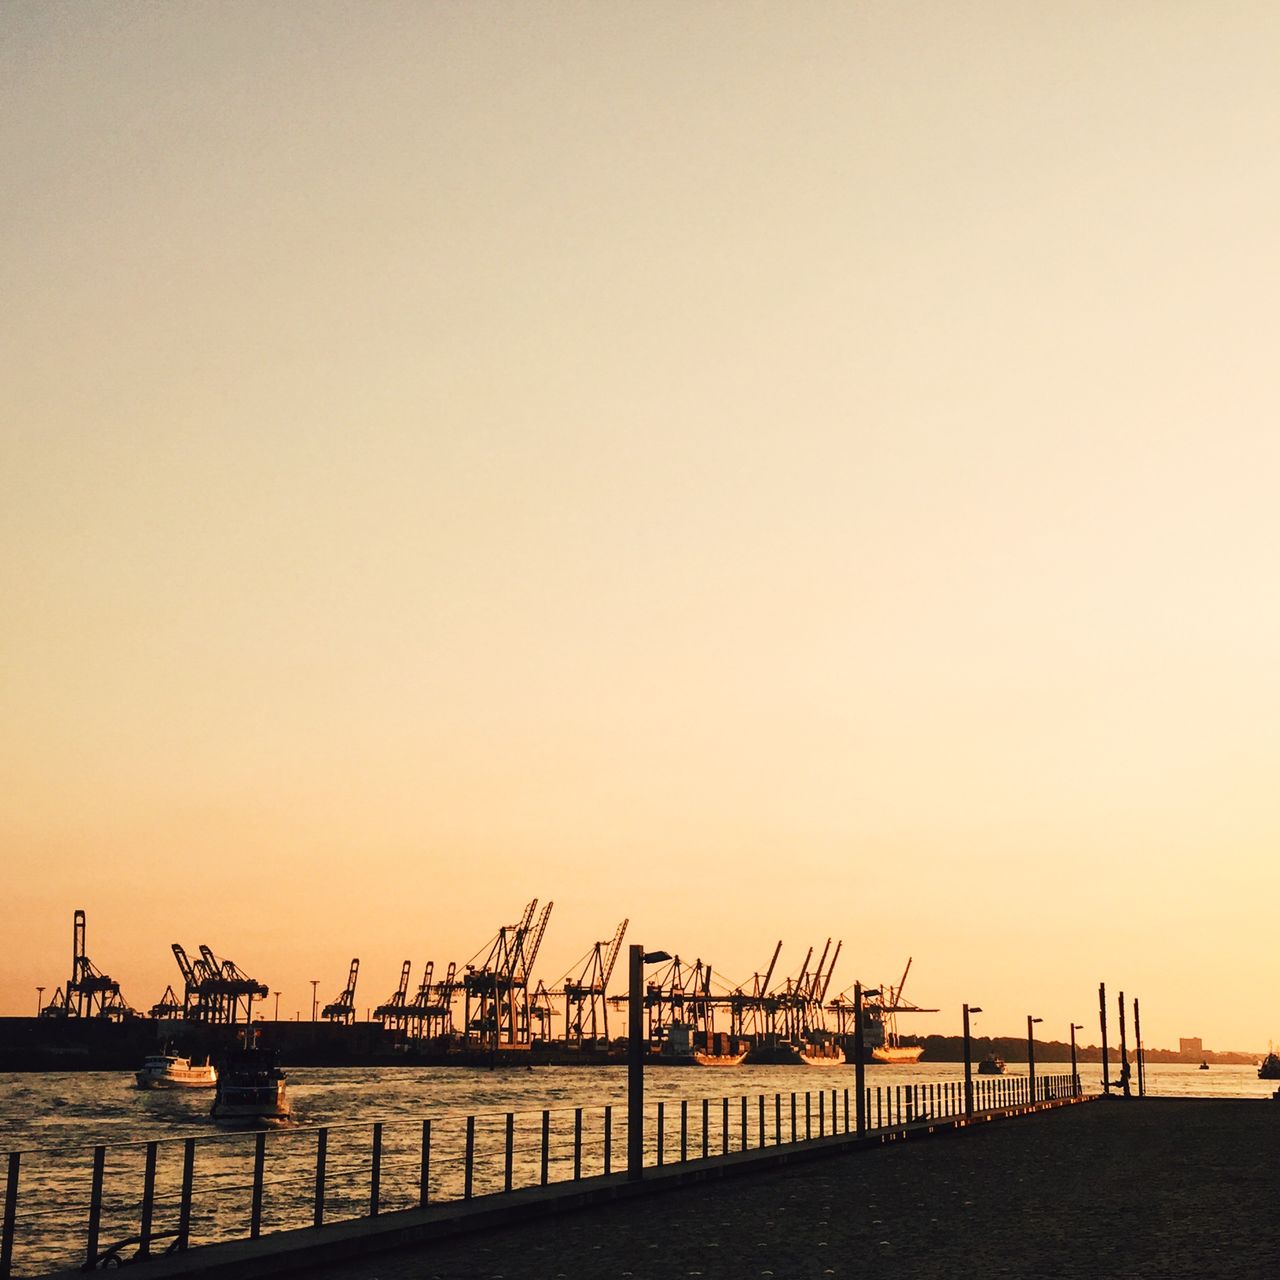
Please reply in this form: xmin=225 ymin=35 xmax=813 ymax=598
xmin=3 ymin=3 xmax=1278 ymax=1052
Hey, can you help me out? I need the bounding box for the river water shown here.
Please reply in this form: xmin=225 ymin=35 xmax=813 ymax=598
xmin=0 ymin=1061 xmax=1270 ymax=1276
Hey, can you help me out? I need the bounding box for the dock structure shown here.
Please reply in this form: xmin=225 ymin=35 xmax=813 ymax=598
xmin=7 ymin=1072 xmax=1091 ymax=1279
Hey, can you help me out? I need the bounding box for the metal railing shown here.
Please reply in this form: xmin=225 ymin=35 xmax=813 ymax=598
xmin=0 ymin=1072 xmax=1079 ymax=1277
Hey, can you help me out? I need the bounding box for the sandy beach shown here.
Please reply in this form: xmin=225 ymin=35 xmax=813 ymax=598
xmin=303 ymin=1098 xmax=1278 ymax=1280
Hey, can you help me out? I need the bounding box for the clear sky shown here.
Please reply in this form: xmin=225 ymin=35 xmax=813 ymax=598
xmin=3 ymin=2 xmax=1277 ymax=1051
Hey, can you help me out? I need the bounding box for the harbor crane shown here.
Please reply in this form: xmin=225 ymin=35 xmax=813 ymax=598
xmin=40 ymin=910 xmax=133 ymax=1020
xmin=560 ymin=918 xmax=628 ymax=1045
xmin=404 ymin=960 xmax=458 ymax=1040
xmin=463 ymin=898 xmax=554 ymax=1051
xmin=321 ymin=958 xmax=360 ymax=1024
xmin=373 ymin=960 xmax=413 ymax=1034
xmin=169 ymin=942 xmax=268 ymax=1023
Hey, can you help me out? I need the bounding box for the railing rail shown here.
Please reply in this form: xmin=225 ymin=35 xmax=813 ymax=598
xmin=0 ymin=1072 xmax=1082 ymax=1277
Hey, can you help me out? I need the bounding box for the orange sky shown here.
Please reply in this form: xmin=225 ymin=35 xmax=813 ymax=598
xmin=2 ymin=3 xmax=1278 ymax=1051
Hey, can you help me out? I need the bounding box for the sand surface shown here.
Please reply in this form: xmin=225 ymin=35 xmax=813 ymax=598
xmin=307 ymin=1098 xmax=1278 ymax=1280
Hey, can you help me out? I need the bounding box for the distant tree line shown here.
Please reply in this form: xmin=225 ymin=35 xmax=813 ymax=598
xmin=903 ymin=1035 xmax=1260 ymax=1065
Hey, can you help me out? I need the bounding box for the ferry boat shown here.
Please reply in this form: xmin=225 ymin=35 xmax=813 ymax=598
xmin=210 ymin=1046 xmax=290 ymax=1125
xmin=977 ymin=1054 xmax=1006 ymax=1075
xmin=135 ymin=1051 xmax=217 ymax=1089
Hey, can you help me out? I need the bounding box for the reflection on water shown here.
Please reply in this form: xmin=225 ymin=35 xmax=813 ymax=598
xmin=0 ymin=1062 xmax=1270 ymax=1276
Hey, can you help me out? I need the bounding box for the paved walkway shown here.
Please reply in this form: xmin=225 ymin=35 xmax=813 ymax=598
xmin=302 ymin=1099 xmax=1278 ymax=1280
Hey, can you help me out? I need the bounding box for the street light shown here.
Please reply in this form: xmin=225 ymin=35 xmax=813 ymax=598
xmin=1070 ymin=1023 xmax=1083 ymax=1096
xmin=274 ymin=991 xmax=281 ymax=1022
xmin=853 ymin=983 xmax=875 ymax=1136
xmin=310 ymin=980 xmax=319 ymax=1022
xmin=627 ymin=946 xmax=672 ymax=1181
xmin=963 ymin=1004 xmax=983 ymax=1119
xmin=1027 ymin=1015 xmax=1043 ymax=1103
xmin=36 ymin=987 xmax=44 ymax=1017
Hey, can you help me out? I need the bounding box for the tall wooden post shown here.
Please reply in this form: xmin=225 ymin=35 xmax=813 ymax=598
xmin=1117 ymin=990 xmax=1131 ymax=1098
xmin=1133 ymin=996 xmax=1144 ymax=1097
xmin=1098 ymin=982 xmax=1110 ymax=1094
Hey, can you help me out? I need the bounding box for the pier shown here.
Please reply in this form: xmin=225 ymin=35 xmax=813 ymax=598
xmin=18 ymin=1095 xmax=1276 ymax=1279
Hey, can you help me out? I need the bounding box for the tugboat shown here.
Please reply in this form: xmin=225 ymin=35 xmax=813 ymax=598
xmin=135 ymin=1049 xmax=217 ymax=1089
xmin=1258 ymin=1051 xmax=1280 ymax=1081
xmin=977 ymin=1054 xmax=1006 ymax=1075
xmin=210 ymin=1039 xmax=290 ymax=1126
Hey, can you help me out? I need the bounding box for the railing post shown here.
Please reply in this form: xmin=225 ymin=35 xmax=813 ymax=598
xmin=314 ymin=1129 xmax=328 ymax=1227
xmin=464 ymin=1116 xmax=475 ymax=1200
xmin=721 ymin=1097 xmax=729 ymax=1155
xmin=504 ymin=1113 xmax=514 ymax=1192
xmin=2 ymin=1152 xmax=19 ymax=1280
xmin=656 ymin=1101 xmax=665 ymax=1166
xmin=573 ymin=1108 xmax=583 ymax=1181
xmin=702 ymin=1098 xmax=709 ymax=1158
xmin=370 ymin=1123 xmax=382 ymax=1217
xmin=818 ymin=1089 xmax=824 ymax=1136
xmin=805 ymin=1091 xmax=812 ymax=1140
xmin=540 ymin=1109 xmax=550 ymax=1186
xmin=85 ymin=1145 xmax=105 ymax=1269
xmin=790 ymin=1092 xmax=797 ymax=1142
xmin=250 ymin=1131 xmax=266 ymax=1240
xmin=740 ymin=1095 xmax=747 ymax=1149
xmin=774 ymin=1092 xmax=781 ymax=1145
xmin=680 ymin=1100 xmax=688 ymax=1162
xmin=139 ymin=1141 xmax=158 ymax=1257
xmin=177 ymin=1139 xmax=195 ymax=1250
xmin=603 ymin=1106 xmax=612 ymax=1175
xmin=759 ymin=1094 xmax=766 ymax=1148
xmin=419 ymin=1120 xmax=431 ymax=1207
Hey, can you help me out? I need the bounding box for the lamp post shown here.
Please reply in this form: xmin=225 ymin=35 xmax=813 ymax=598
xmin=310 ymin=980 xmax=319 ymax=1022
xmin=1070 ymin=1023 xmax=1083 ymax=1097
xmin=627 ymin=946 xmax=671 ymax=1181
xmin=36 ymin=987 xmax=45 ymax=1017
xmin=1027 ymin=1015 xmax=1043 ymax=1103
xmin=963 ymin=1004 xmax=982 ymax=1119
xmin=853 ymin=983 xmax=867 ymax=1136
xmin=274 ymin=991 xmax=281 ymax=1022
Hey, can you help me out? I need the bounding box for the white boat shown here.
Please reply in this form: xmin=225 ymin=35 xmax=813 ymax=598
xmin=135 ymin=1052 xmax=217 ymax=1089
xmin=210 ymin=1048 xmax=290 ymax=1125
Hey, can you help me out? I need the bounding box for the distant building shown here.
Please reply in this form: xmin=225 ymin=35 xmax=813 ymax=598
xmin=1179 ymin=1037 xmax=1203 ymax=1059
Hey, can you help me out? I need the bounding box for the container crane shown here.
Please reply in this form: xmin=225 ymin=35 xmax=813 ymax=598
xmin=321 ymin=958 xmax=360 ymax=1025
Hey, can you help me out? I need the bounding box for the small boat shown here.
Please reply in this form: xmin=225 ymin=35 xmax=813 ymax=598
xmin=977 ymin=1054 xmax=1005 ymax=1075
xmin=135 ymin=1051 xmax=217 ymax=1090
xmin=1198 ymin=1061 xmax=1209 ymax=1071
xmin=210 ymin=1047 xmax=290 ymax=1125
xmin=1258 ymin=1052 xmax=1280 ymax=1081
